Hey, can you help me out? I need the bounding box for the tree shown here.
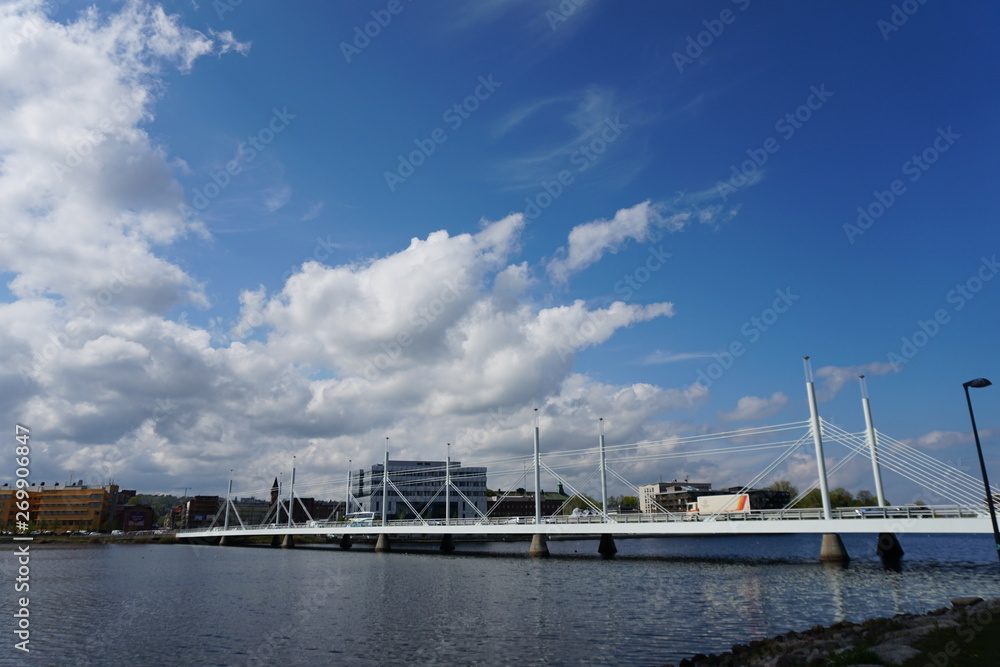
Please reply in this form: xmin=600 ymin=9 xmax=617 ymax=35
xmin=563 ymin=493 xmax=600 ymax=514
xmin=829 ymin=487 xmax=855 ymax=508
xmin=794 ymin=489 xmax=824 ymax=509
xmin=766 ymin=480 xmax=799 ymax=498
xmin=855 ymin=490 xmax=876 ymax=507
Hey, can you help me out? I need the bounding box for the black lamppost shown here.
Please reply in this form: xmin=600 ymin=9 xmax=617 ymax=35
xmin=963 ymin=377 xmax=1000 ymax=563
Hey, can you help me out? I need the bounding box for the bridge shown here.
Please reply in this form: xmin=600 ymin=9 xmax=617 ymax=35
xmin=179 ymin=363 xmax=999 ymax=562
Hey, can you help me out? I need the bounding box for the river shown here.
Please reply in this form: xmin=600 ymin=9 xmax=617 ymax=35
xmin=4 ymin=533 xmax=1000 ymax=666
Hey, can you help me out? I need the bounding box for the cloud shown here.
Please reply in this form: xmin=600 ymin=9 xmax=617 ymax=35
xmin=263 ymin=184 xmax=291 ymax=212
xmin=814 ymin=361 xmax=899 ymax=401
xmin=545 ymin=199 xmax=737 ymax=284
xmin=210 ymin=29 xmax=251 ymax=56
xmin=903 ymin=429 xmax=998 ymax=452
xmin=642 ymin=350 xmax=717 ymax=365
xmin=300 ymin=201 xmax=325 ymax=221
xmin=719 ymin=392 xmax=789 ymax=423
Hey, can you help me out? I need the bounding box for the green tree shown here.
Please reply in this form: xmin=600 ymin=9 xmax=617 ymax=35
xmin=794 ymin=488 xmax=824 ymax=508
xmin=855 ymin=490 xmax=876 ymax=506
xmin=563 ymin=493 xmax=599 ymax=514
xmin=829 ymin=487 xmax=855 ymax=508
xmin=766 ymin=480 xmax=799 ymax=497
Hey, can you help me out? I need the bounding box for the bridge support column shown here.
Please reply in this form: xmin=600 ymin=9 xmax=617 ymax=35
xmin=219 ymin=536 xmax=228 ymax=546
xmin=270 ymin=535 xmax=281 ymax=548
xmin=819 ymin=533 xmax=849 ymax=563
xmin=281 ymin=534 xmax=294 ymax=549
xmin=528 ymin=534 xmax=549 ymax=557
xmin=339 ymin=534 xmax=353 ymax=550
xmin=598 ymin=534 xmax=617 ymax=558
xmin=375 ymin=533 xmax=391 ymax=552
xmin=877 ymin=533 xmax=904 ymax=567
xmin=440 ymin=534 xmax=455 ymax=554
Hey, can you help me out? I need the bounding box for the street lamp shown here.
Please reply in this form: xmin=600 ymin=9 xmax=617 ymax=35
xmin=963 ymin=377 xmax=1000 ymax=563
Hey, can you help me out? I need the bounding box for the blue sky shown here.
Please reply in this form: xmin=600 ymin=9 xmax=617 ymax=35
xmin=2 ymin=0 xmax=999 ymax=503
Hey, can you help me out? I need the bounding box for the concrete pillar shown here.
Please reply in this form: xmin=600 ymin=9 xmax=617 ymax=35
xmin=219 ymin=536 xmax=228 ymax=546
xmin=528 ymin=534 xmax=549 ymax=557
xmin=598 ymin=534 xmax=617 ymax=558
xmin=819 ymin=533 xmax=849 ymax=563
xmin=270 ymin=535 xmax=281 ymax=548
xmin=877 ymin=533 xmax=904 ymax=566
xmin=281 ymin=534 xmax=294 ymax=549
xmin=339 ymin=534 xmax=353 ymax=550
xmin=440 ymin=534 xmax=455 ymax=554
xmin=374 ymin=533 xmax=391 ymax=552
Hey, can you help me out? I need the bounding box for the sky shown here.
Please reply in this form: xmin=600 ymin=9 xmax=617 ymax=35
xmin=2 ymin=0 xmax=999 ymax=505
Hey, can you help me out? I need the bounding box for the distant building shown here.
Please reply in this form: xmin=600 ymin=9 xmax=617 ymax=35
xmin=639 ymin=482 xmax=712 ymax=513
xmin=0 ymin=482 xmax=120 ymax=532
xmin=229 ymin=497 xmax=271 ymax=525
xmin=120 ymin=504 xmax=155 ymax=532
xmin=639 ymin=481 xmax=792 ymax=513
xmin=181 ymin=496 xmax=220 ymax=528
xmin=353 ymin=460 xmax=487 ymax=520
xmin=487 ymin=484 xmax=570 ymax=517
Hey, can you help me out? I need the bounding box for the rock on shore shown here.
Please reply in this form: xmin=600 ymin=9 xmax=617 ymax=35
xmin=667 ymin=596 xmax=1000 ymax=667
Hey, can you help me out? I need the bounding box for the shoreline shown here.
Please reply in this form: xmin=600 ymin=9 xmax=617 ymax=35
xmin=668 ymin=596 xmax=1000 ymax=667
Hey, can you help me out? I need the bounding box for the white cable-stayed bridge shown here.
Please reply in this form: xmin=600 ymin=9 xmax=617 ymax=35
xmin=180 ymin=364 xmax=998 ymax=562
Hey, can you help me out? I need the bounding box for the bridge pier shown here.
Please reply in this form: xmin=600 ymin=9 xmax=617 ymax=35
xmin=270 ymin=535 xmax=281 ymax=548
xmin=375 ymin=533 xmax=392 ymax=552
xmin=598 ymin=534 xmax=617 ymax=558
xmin=440 ymin=534 xmax=455 ymax=554
xmin=528 ymin=534 xmax=549 ymax=557
xmin=339 ymin=534 xmax=353 ymax=550
xmin=819 ymin=533 xmax=849 ymax=563
xmin=219 ymin=536 xmax=228 ymax=546
xmin=877 ymin=533 xmax=904 ymax=567
xmin=281 ymin=534 xmax=295 ymax=549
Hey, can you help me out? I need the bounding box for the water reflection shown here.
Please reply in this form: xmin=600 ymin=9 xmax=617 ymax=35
xmin=6 ymin=535 xmax=1000 ymax=666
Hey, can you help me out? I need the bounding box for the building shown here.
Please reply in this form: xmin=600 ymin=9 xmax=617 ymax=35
xmin=178 ymin=496 xmax=220 ymax=528
xmin=487 ymin=484 xmax=570 ymax=518
xmin=228 ymin=497 xmax=271 ymax=525
xmin=0 ymin=482 xmax=120 ymax=532
xmin=352 ymin=460 xmax=487 ymax=520
xmin=120 ymin=504 xmax=156 ymax=532
xmin=639 ymin=481 xmax=711 ymax=513
xmin=639 ymin=481 xmax=793 ymax=513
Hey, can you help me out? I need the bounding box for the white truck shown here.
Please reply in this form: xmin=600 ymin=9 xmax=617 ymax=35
xmin=686 ymin=493 xmax=751 ymax=514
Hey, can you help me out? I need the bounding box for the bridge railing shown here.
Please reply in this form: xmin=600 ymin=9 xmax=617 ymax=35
xmin=177 ymin=504 xmax=984 ymax=534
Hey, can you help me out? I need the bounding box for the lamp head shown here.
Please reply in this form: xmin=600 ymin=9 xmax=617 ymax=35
xmin=964 ymin=378 xmax=993 ymax=389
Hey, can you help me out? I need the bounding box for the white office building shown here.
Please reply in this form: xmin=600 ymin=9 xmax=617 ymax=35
xmin=352 ymin=460 xmax=487 ymax=520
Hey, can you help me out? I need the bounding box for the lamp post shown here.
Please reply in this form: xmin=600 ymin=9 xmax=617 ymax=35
xmin=963 ymin=377 xmax=1000 ymax=563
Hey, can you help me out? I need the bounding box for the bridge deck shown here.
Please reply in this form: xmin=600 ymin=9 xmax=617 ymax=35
xmin=179 ymin=506 xmax=992 ymax=539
